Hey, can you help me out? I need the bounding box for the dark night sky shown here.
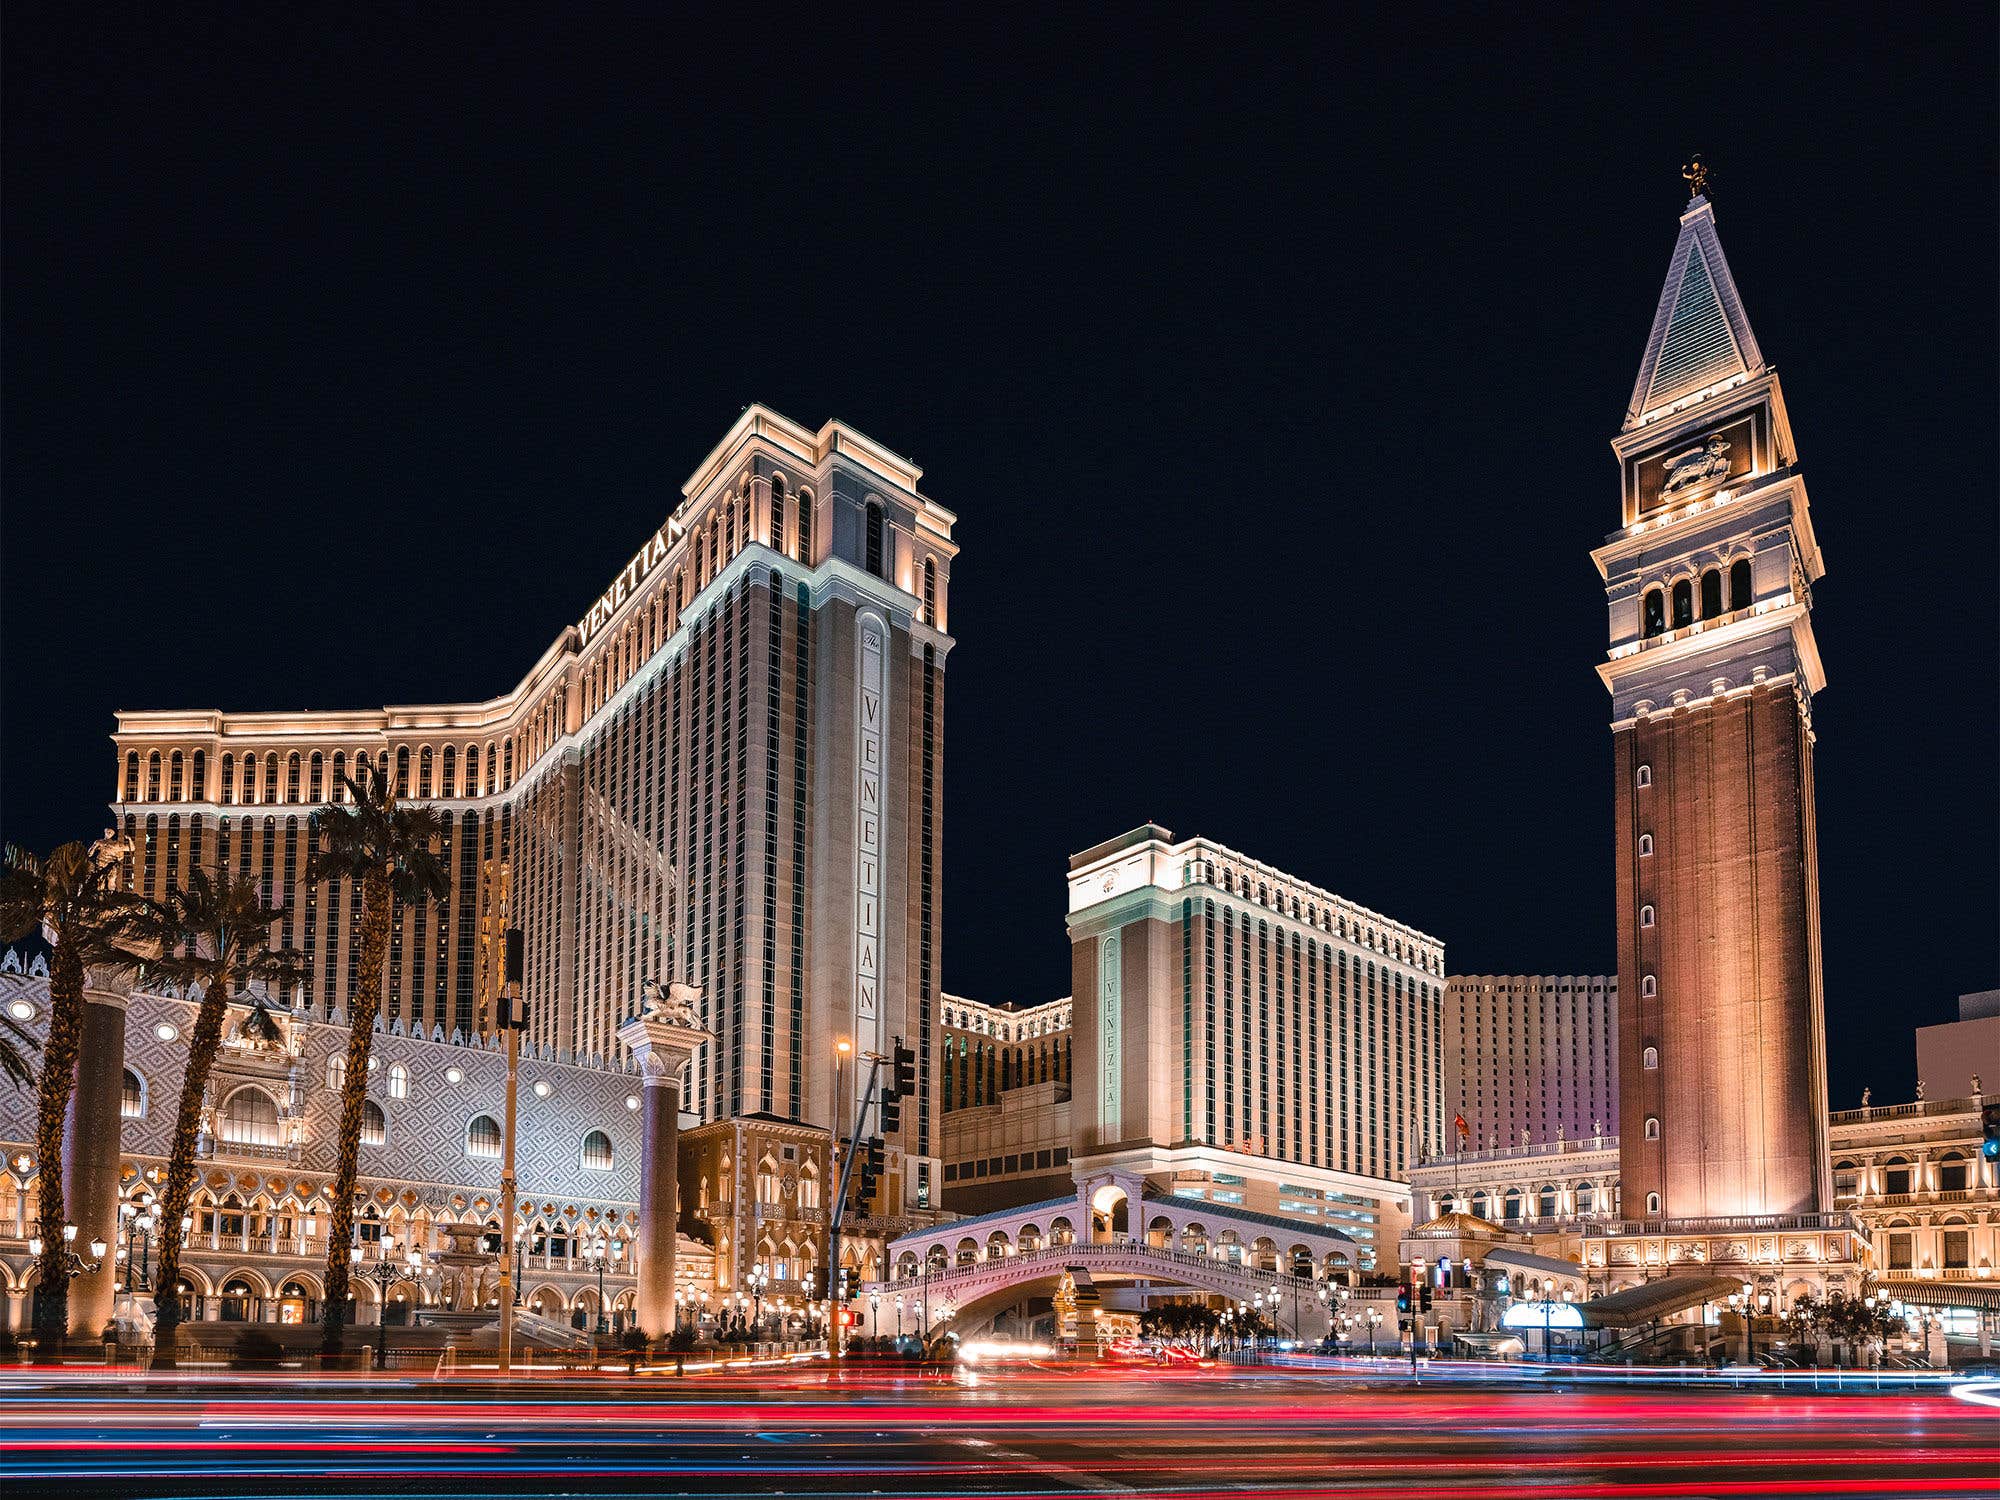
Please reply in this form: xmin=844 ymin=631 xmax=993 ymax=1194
xmin=4 ymin=6 xmax=1994 ymax=1107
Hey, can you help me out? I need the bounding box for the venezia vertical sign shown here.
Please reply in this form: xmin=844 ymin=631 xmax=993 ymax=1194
xmin=854 ymin=620 xmax=885 ymax=1048
xmin=1099 ymin=932 xmax=1121 ymax=1135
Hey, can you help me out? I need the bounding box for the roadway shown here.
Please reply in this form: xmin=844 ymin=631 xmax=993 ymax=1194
xmin=0 ymin=1360 xmax=1993 ymax=1497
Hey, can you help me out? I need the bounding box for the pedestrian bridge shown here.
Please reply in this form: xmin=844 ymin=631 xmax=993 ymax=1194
xmin=866 ymin=1173 xmax=1361 ymax=1340
xmin=864 ymin=1239 xmax=1339 ymax=1340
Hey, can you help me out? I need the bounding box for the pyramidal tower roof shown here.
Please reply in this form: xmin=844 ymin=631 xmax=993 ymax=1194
xmin=1623 ymin=195 xmax=1766 ymax=430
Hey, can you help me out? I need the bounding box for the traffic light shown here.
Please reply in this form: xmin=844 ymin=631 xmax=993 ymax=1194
xmin=855 ymin=1135 xmax=885 ymax=1204
xmin=1396 ymin=1287 xmax=1412 ymax=1315
xmin=894 ymin=1040 xmax=917 ymax=1098
xmin=1982 ymin=1101 xmax=2000 ymax=1163
xmin=879 ymin=1081 xmax=902 ymax=1135
xmin=503 ymin=927 xmax=528 ymax=1030
xmin=1420 ymin=1281 xmax=1433 ymax=1313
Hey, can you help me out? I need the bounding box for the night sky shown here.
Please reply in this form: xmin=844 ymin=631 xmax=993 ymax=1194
xmin=4 ymin=7 xmax=1994 ymax=1108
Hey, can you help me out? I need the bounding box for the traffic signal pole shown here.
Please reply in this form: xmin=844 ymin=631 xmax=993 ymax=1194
xmin=826 ymin=1053 xmax=882 ymax=1367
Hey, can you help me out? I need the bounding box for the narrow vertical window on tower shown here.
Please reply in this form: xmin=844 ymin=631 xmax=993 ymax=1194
xmin=770 ymin=475 xmax=786 ymax=554
xmin=866 ymin=501 xmax=885 ymax=579
xmin=922 ymin=559 xmax=937 ymax=626
xmin=1671 ymin=579 xmax=1693 ymax=628
xmin=1729 ymin=558 xmax=1753 ymax=611
xmin=1700 ymin=569 xmax=1724 ymax=619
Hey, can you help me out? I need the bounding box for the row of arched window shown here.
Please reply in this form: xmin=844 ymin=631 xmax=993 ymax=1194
xmin=122 ymin=741 xmax=524 ymax=807
xmin=1179 ymin=859 xmax=1440 ymax=972
xmin=1641 ymin=558 xmax=1753 ymax=638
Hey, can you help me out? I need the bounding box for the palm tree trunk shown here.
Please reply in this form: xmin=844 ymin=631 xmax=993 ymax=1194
xmin=30 ymin=941 xmax=86 ymax=1343
xmin=148 ymin=971 xmax=234 ymax=1369
xmin=321 ymin=867 xmax=391 ymax=1359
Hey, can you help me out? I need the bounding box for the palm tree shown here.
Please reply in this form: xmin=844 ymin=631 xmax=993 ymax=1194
xmin=124 ymin=865 xmax=304 ymax=1366
xmin=0 ymin=839 xmax=140 ymax=1341
xmin=307 ymin=761 xmax=449 ymax=1358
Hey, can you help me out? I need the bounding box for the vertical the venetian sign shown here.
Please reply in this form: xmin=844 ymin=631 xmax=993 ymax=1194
xmin=854 ymin=620 xmax=885 ymax=1048
xmin=1099 ymin=932 xmax=1121 ymax=1135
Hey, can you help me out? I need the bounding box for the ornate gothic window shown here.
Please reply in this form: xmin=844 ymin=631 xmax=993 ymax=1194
xmin=361 ymin=1100 xmax=387 ymax=1147
xmin=120 ymin=1068 xmax=146 ymax=1119
xmin=387 ymin=1062 xmax=409 ymax=1099
xmin=466 ymin=1114 xmax=503 ymax=1159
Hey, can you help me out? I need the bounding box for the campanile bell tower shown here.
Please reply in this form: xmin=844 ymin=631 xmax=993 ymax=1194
xmin=1591 ymin=181 xmax=1833 ymax=1229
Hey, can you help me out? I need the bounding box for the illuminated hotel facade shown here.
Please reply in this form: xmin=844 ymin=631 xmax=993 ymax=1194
xmin=105 ymin=406 xmax=957 ymax=1215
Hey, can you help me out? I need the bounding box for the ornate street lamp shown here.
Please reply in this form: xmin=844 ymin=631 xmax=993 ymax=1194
xmin=352 ymin=1235 xmax=434 ymax=1371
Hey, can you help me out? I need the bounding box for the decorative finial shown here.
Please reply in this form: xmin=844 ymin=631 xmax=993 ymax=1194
xmin=1682 ymin=153 xmax=1709 ymax=202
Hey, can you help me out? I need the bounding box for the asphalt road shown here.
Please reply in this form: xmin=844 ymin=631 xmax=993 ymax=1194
xmin=0 ymin=1361 xmax=1994 ymax=1498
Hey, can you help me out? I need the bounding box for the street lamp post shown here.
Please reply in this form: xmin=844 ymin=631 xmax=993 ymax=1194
xmin=746 ymin=1263 xmax=770 ymax=1339
xmin=29 ymin=1222 xmax=109 ymax=1326
xmin=895 ymin=1295 xmax=905 ymax=1339
xmin=1365 ymin=1306 xmax=1383 ymax=1354
xmin=584 ymin=1237 xmax=623 ymax=1338
xmin=352 ymin=1236 xmax=433 ymax=1372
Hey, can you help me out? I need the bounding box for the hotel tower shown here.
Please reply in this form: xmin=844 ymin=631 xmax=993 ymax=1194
xmin=108 ymin=406 xmax=958 ymax=1212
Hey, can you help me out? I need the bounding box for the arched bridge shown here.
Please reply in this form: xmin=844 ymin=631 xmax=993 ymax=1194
xmin=865 ymin=1240 xmax=1340 ymax=1341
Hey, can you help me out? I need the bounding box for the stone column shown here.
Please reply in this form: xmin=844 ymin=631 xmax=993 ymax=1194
xmin=64 ymin=984 xmax=129 ymax=1339
xmin=618 ymin=992 xmax=712 ymax=1339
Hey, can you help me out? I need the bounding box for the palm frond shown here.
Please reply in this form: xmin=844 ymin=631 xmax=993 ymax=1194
xmin=0 ymin=1010 xmax=36 ymax=1091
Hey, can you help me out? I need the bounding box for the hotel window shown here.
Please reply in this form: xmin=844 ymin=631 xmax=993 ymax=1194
xmin=124 ymin=751 xmax=140 ymax=802
xmin=581 ymin=1130 xmax=614 ymax=1171
xmin=147 ymin=752 xmax=161 ymax=802
xmin=1939 ymin=1155 xmax=1969 ymax=1191
xmin=466 ymin=1114 xmax=503 ymax=1159
xmin=418 ymin=746 xmax=433 ymax=798
xmin=1640 ymin=905 xmax=1655 ymax=928
xmin=1944 ymin=1228 xmax=1971 ymax=1269
xmin=1643 ymin=1116 xmax=1659 ymax=1140
xmin=191 ymin=750 xmax=206 ymax=799
xmin=169 ymin=751 xmax=184 ymax=801
xmin=441 ymin=745 xmax=456 ymax=797
xmin=770 ymin=475 xmax=786 ymax=553
xmin=309 ymin=752 xmax=323 ymax=802
xmin=361 ymin=1100 xmax=387 ymax=1147
xmin=1636 ymin=763 xmax=1651 ymax=788
xmin=387 ymin=1062 xmax=408 ymax=1099
xmin=1638 ymin=833 xmax=1653 ymax=857
xmin=396 ymin=747 xmax=411 ymax=797
xmin=1729 ymin=558 xmax=1753 ymax=611
xmin=266 ymin=752 xmax=280 ymax=802
xmin=331 ymin=751 xmax=347 ymax=800
xmin=287 ymin=753 xmax=301 ymax=803
xmin=922 ymin=559 xmax=937 ymax=626
xmin=1886 ymin=1231 xmax=1913 ymax=1269
xmin=1671 ymin=579 xmax=1693 ymax=628
xmin=1883 ymin=1159 xmax=1912 ymax=1194
xmin=865 ymin=500 xmax=886 ymax=578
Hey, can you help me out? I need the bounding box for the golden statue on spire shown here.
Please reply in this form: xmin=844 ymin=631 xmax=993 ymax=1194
xmin=1682 ymin=153 xmax=1710 ymax=201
